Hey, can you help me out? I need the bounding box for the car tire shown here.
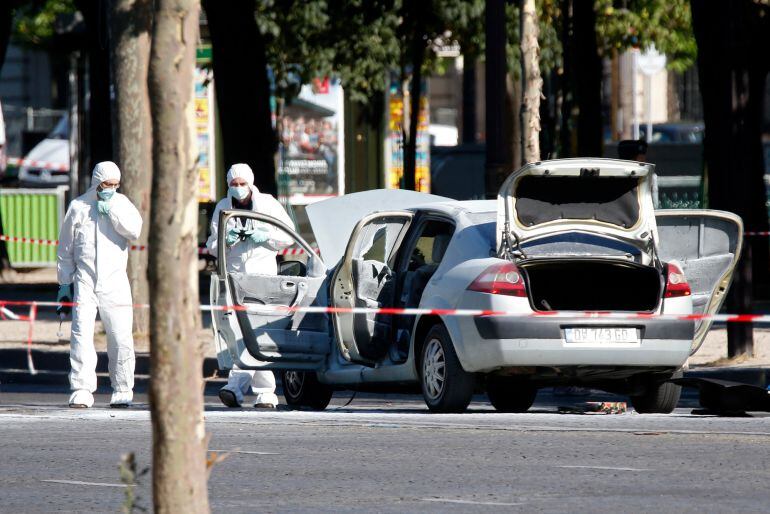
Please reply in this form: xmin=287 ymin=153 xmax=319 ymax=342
xmin=486 ymin=376 xmax=537 ymax=413
xmin=281 ymin=370 xmax=333 ymax=411
xmin=420 ymin=324 xmax=475 ymax=413
xmin=630 ymin=372 xmax=682 ymax=414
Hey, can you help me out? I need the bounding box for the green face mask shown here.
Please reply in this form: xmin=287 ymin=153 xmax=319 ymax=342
xmin=97 ymin=188 xmax=116 ymax=201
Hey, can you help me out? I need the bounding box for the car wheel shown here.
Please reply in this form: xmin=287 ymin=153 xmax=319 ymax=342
xmin=630 ymin=372 xmax=682 ymax=414
xmin=420 ymin=324 xmax=475 ymax=413
xmin=281 ymin=370 xmax=333 ymax=411
xmin=486 ymin=376 xmax=537 ymax=413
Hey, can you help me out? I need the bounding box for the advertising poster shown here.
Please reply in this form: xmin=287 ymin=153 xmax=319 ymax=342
xmin=194 ymin=66 xmax=216 ymax=203
xmin=385 ymin=80 xmax=431 ymax=193
xmin=278 ymin=79 xmax=344 ymax=205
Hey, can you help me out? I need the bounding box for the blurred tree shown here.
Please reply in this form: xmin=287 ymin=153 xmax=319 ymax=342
xmin=521 ymin=0 xmax=542 ymax=163
xmin=556 ymin=0 xmax=696 ymax=157
xmin=147 ymin=0 xmax=210 ymax=511
xmin=691 ymin=0 xmax=770 ymax=357
xmin=202 ymin=0 xmax=278 ymax=194
xmin=108 ymin=0 xmax=153 ymax=336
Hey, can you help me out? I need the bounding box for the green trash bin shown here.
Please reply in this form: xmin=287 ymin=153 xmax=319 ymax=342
xmin=0 ymin=186 xmax=68 ymax=268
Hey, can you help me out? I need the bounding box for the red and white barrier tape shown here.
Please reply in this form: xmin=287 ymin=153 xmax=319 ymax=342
xmin=0 ymin=234 xmax=312 ymax=256
xmin=2 ymin=298 xmax=770 ymax=323
xmin=7 ymin=157 xmax=69 ymax=172
xmin=3 ymin=298 xmax=768 ymax=377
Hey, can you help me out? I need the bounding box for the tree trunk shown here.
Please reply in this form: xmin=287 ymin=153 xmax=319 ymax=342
xmin=147 ymin=0 xmax=210 ymax=512
xmin=402 ymin=36 xmax=424 ymax=191
xmin=461 ymin=59 xmax=477 ymax=144
xmin=202 ymin=0 xmax=277 ymax=195
xmin=75 ymin=0 xmax=115 ymax=172
xmin=520 ymin=0 xmax=541 ymax=164
xmin=691 ymin=0 xmax=770 ymax=357
xmin=109 ymin=0 xmax=153 ymax=336
xmin=572 ymin=0 xmax=602 ymax=157
xmin=505 ymin=72 xmax=521 ymax=171
xmin=485 ymin=0 xmax=508 ymax=197
xmin=558 ymin=0 xmax=574 ymax=158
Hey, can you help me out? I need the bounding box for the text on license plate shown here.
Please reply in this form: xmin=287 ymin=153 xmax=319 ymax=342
xmin=564 ymin=327 xmax=639 ymax=344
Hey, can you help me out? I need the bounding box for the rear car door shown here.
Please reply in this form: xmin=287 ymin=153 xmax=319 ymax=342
xmin=331 ymin=211 xmax=414 ymax=364
xmin=210 ymin=210 xmax=331 ymax=370
xmin=655 ymin=209 xmax=743 ymax=354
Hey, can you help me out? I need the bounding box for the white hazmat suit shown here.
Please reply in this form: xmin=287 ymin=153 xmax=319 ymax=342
xmin=207 ymin=164 xmax=294 ymax=407
xmin=57 ymin=162 xmax=142 ymax=407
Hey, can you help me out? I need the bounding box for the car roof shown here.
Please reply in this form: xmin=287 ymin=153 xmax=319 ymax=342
xmin=412 ymin=199 xmax=496 ymax=216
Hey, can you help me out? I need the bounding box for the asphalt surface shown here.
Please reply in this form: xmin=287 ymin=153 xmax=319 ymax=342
xmin=1 ymin=388 xmax=769 ymax=513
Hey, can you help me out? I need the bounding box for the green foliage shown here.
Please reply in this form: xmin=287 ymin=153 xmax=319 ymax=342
xmin=256 ymin=0 xmax=402 ymax=106
xmin=594 ymin=0 xmax=697 ymax=72
xmin=12 ymin=0 xmax=76 ymax=47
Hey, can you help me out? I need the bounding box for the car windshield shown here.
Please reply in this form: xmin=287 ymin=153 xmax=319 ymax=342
xmin=49 ymin=117 xmax=69 ymax=139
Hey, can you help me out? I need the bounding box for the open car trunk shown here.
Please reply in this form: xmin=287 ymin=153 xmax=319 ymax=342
xmin=520 ymin=258 xmax=663 ymax=312
xmin=497 ymin=158 xmax=658 ymax=265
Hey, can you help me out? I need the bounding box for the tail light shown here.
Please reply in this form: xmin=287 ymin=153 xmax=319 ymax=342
xmin=664 ymin=263 xmax=691 ymax=298
xmin=468 ymin=262 xmax=527 ymax=297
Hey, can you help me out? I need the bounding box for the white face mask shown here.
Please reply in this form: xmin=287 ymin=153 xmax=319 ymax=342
xmin=230 ymin=185 xmax=250 ymax=201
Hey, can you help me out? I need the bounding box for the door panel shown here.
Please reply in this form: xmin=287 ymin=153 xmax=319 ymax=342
xmin=655 ymin=209 xmax=743 ymax=354
xmin=214 ymin=210 xmax=331 ymax=367
xmin=331 ymin=211 xmax=414 ymax=364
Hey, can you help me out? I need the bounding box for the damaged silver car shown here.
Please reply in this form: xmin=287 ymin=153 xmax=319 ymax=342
xmin=210 ymin=158 xmax=743 ymax=413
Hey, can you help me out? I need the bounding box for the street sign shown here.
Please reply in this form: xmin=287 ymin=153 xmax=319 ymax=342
xmin=637 ymin=46 xmax=666 ymax=76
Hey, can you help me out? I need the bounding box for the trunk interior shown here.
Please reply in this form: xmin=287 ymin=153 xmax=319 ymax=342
xmin=519 ymin=259 xmax=662 ymax=312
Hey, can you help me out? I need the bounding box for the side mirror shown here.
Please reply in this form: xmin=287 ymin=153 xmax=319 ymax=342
xmin=278 ymin=260 xmax=307 ymax=277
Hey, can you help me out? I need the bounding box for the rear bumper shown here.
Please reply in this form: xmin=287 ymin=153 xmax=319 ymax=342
xmin=453 ymin=315 xmax=694 ymax=372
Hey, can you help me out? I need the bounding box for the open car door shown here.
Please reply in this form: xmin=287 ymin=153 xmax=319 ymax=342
xmin=655 ymin=209 xmax=743 ymax=355
xmin=331 ymin=211 xmax=414 ymax=364
xmin=210 ymin=210 xmax=331 ymax=371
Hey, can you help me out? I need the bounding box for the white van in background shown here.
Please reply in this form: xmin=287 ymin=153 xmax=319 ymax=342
xmin=18 ymin=116 xmax=69 ymax=188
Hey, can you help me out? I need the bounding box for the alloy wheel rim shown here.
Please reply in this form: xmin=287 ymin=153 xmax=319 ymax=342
xmin=285 ymin=371 xmax=304 ymax=398
xmin=423 ymin=338 xmax=446 ymax=400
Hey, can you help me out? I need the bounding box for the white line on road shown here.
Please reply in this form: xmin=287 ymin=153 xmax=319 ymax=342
xmin=421 ymin=498 xmax=524 ymax=506
xmin=41 ymin=479 xmax=127 ymax=488
xmin=558 ymin=465 xmax=650 ymax=472
xmin=209 ymin=449 xmax=279 ymax=455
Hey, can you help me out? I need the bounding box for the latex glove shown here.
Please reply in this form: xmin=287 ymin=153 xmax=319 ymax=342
xmin=226 ymin=227 xmax=240 ymax=247
xmin=249 ymin=226 xmax=269 ymax=244
xmin=57 ymin=284 xmax=72 ymax=316
xmin=97 ymin=200 xmax=111 ymax=216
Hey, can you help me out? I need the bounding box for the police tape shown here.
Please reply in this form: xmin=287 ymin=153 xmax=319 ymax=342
xmin=0 ymin=234 xmax=312 ymax=256
xmin=2 ymin=298 xmax=770 ymax=323
xmin=7 ymin=157 xmax=69 ymax=172
xmin=4 ymin=298 xmax=769 ymax=376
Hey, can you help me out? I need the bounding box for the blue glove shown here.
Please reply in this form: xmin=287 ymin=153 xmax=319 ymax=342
xmin=97 ymin=200 xmax=111 ymax=216
xmin=226 ymin=227 xmax=240 ymax=246
xmin=57 ymin=284 xmax=72 ymax=316
xmin=249 ymin=226 xmax=269 ymax=244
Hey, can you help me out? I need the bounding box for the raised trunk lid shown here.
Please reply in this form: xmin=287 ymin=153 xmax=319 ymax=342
xmin=497 ymin=159 xmax=657 ymax=263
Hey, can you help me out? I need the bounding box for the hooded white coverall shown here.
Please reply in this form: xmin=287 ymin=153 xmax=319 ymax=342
xmin=207 ymin=165 xmax=295 ymax=406
xmin=57 ymin=162 xmax=142 ymax=395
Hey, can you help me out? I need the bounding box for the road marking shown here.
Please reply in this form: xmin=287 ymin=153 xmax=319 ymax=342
xmin=421 ymin=498 xmax=524 ymax=506
xmin=41 ymin=479 xmax=127 ymax=488
xmin=209 ymin=449 xmax=279 ymax=455
xmin=558 ymin=465 xmax=650 ymax=472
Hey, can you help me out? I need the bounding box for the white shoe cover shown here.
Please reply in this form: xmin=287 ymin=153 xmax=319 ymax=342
xmin=69 ymin=389 xmax=94 ymax=408
xmin=110 ymin=390 xmax=133 ymax=407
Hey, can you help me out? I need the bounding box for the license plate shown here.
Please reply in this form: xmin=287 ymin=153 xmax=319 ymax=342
xmin=564 ymin=327 xmax=639 ymax=344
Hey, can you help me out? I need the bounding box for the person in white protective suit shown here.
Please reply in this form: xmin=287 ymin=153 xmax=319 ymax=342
xmin=57 ymin=161 xmax=142 ymax=408
xmin=207 ymin=163 xmax=295 ymax=408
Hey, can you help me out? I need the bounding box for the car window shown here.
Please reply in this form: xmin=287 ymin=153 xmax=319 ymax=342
xmin=407 ymin=220 xmax=455 ymax=270
xmin=354 ymin=218 xmax=408 ymax=263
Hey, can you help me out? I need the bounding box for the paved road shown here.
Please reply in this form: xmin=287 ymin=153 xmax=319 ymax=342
xmin=1 ymin=389 xmax=769 ymax=513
